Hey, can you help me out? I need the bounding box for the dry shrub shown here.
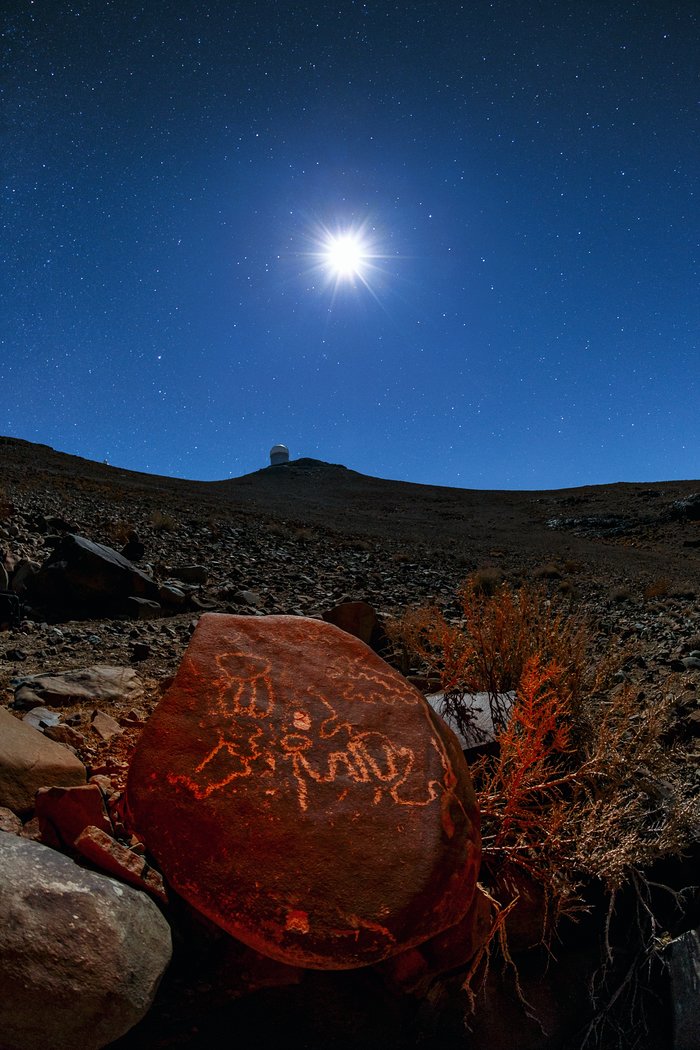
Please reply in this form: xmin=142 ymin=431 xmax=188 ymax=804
xmin=643 ymin=576 xmax=670 ymax=599
xmin=389 ymin=574 xmax=588 ymax=741
xmin=389 ymin=579 xmax=697 ymax=964
xmin=533 ymin=562 xmax=562 ymax=580
xmin=150 ymin=509 xmax=177 ymax=532
xmin=470 ymin=566 xmax=504 ymax=596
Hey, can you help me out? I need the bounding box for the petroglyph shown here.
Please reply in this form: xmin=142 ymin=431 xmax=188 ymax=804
xmin=169 ymin=644 xmax=449 ymax=812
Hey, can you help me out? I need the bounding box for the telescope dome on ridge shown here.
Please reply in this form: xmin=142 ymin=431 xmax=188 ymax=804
xmin=270 ymin=444 xmax=290 ymax=466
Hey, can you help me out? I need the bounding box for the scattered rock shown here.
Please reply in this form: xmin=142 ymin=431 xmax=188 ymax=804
xmin=0 ymin=808 xmax=21 ymax=835
xmin=34 ymin=783 xmax=113 ymax=849
xmin=158 ymin=583 xmax=187 ymax=607
xmin=74 ymin=824 xmax=168 ymax=904
xmin=0 ymin=708 xmax=86 ymax=816
xmin=322 ymin=599 xmax=388 ymax=653
xmin=165 ymin=564 xmax=208 ymax=584
xmin=22 ymin=705 xmax=61 ymax=731
xmin=32 ymin=533 xmax=160 ymax=614
xmin=91 ymin=708 xmax=123 ymax=742
xmin=126 ymin=613 xmax=481 ymax=969
xmin=0 ymin=831 xmax=172 ymax=1050
xmin=125 ymin=595 xmax=162 ymax=618
xmin=131 ymin=641 xmax=151 ymax=662
xmin=13 ymin=664 xmax=143 ymax=709
xmin=43 ymin=723 xmax=86 ymax=748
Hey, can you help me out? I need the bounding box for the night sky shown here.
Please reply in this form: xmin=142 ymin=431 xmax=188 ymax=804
xmin=2 ymin=2 xmax=698 ymax=489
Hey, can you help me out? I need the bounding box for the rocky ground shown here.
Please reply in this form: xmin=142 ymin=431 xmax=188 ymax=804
xmin=1 ymin=435 xmax=699 ymax=1048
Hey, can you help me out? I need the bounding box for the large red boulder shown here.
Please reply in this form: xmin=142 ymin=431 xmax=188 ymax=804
xmin=126 ymin=614 xmax=480 ymax=969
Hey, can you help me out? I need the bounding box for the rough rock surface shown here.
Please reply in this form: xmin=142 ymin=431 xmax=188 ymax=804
xmin=126 ymin=613 xmax=480 ymax=968
xmin=34 ymin=783 xmax=112 ymax=849
xmin=0 ymin=831 xmax=172 ymax=1050
xmin=32 ymin=533 xmax=160 ymax=613
xmin=14 ymin=664 xmax=143 ymax=709
xmin=0 ymin=707 xmax=86 ymax=815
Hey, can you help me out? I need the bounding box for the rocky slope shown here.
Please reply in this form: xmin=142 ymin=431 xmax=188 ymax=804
xmin=0 ymin=435 xmax=699 ymax=1049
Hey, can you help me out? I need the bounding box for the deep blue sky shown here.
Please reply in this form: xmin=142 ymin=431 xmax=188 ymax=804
xmin=2 ymin=1 xmax=698 ymax=488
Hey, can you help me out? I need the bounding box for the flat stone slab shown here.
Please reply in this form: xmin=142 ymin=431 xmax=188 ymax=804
xmin=0 ymin=708 xmax=86 ymax=816
xmin=126 ymin=613 xmax=480 ymax=969
xmin=14 ymin=665 xmax=143 ymax=709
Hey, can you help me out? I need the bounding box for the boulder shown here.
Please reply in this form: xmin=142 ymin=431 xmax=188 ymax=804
xmin=14 ymin=664 xmax=143 ymax=710
xmin=0 ymin=831 xmax=171 ymax=1050
xmin=0 ymin=708 xmax=86 ymax=816
xmin=322 ymin=600 xmax=388 ymax=654
xmin=31 ymin=533 xmax=160 ymax=613
xmin=126 ymin=613 xmax=480 ymax=969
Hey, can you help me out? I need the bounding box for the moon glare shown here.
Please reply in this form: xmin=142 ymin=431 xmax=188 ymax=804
xmin=321 ymin=231 xmax=369 ymax=280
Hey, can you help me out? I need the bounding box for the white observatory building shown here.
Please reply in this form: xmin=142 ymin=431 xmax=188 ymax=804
xmin=269 ymin=443 xmax=290 ymax=466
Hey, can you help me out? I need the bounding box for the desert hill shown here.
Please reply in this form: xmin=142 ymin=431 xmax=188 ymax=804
xmin=2 ymin=435 xmax=699 ymax=586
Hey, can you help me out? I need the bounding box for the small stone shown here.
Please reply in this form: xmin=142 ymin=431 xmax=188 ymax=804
xmin=43 ymin=723 xmax=85 ymax=748
xmin=158 ymin=583 xmax=187 ymax=607
xmin=74 ymin=825 xmax=167 ymax=904
xmin=90 ymin=710 xmax=123 ymax=742
xmin=5 ymin=649 xmax=27 ymax=661
xmin=125 ymin=596 xmax=161 ymax=619
xmin=165 ymin=564 xmax=208 ymax=584
xmin=131 ymin=642 xmax=151 ymax=662
xmin=0 ymin=808 xmax=21 ymax=835
xmin=22 ymin=706 xmax=61 ymax=731
xmin=682 ymin=657 xmax=700 ymax=671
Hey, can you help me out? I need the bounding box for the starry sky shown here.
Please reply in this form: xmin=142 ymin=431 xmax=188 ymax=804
xmin=2 ymin=1 xmax=698 ymax=489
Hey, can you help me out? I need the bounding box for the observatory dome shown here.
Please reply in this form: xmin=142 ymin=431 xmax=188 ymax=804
xmin=270 ymin=444 xmax=290 ymax=466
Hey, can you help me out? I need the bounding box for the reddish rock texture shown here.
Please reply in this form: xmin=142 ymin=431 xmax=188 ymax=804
xmin=126 ymin=613 xmax=480 ymax=969
xmin=74 ymin=826 xmax=168 ymax=904
xmin=35 ymin=783 xmax=112 ymax=849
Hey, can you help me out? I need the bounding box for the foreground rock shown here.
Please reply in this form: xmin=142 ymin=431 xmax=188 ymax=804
xmin=30 ymin=533 xmax=159 ymax=615
xmin=0 ymin=708 xmax=86 ymax=816
xmin=0 ymin=832 xmax=172 ymax=1050
xmin=13 ymin=664 xmax=143 ymax=710
xmin=126 ymin=613 xmax=480 ymax=969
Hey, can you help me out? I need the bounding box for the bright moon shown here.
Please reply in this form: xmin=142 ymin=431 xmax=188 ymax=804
xmin=304 ymin=219 xmax=388 ymax=297
xmin=322 ymin=232 xmax=368 ymax=280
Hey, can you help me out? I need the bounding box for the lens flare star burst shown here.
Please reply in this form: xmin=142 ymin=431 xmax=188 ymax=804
xmin=305 ymin=220 xmax=388 ymax=298
xmin=322 ymin=231 xmax=370 ymax=280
